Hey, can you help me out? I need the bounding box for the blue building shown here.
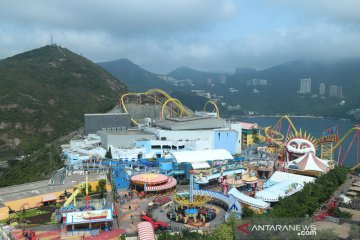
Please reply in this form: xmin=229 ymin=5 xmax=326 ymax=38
xmin=213 ymin=130 xmax=238 ymax=154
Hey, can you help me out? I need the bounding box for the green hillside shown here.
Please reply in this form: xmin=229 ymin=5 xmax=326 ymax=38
xmin=0 ymin=45 xmax=127 ymax=186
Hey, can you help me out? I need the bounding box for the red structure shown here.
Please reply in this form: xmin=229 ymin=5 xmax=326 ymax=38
xmin=140 ymin=213 xmax=169 ymax=230
xmin=22 ymin=229 xmax=36 ymax=240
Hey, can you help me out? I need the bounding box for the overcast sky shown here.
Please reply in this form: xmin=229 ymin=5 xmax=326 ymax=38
xmin=0 ymin=0 xmax=359 ymax=73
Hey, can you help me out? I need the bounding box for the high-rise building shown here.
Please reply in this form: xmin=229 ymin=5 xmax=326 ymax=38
xmin=252 ymin=79 xmax=259 ymax=86
xmin=337 ymin=86 xmax=343 ymax=98
xmin=329 ymin=85 xmax=343 ymax=98
xmin=319 ymin=83 xmax=326 ymax=95
xmin=299 ymin=78 xmax=311 ymax=94
xmin=258 ymin=79 xmax=268 ymax=86
xmin=329 ymin=85 xmax=337 ymax=97
xmin=219 ymin=75 xmax=226 ymax=84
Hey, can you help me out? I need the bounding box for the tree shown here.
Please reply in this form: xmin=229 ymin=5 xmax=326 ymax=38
xmin=98 ymin=179 xmax=107 ymax=198
xmin=208 ymin=223 xmax=233 ymax=240
xmin=242 ymin=206 xmax=254 ymax=218
xmin=105 ymin=147 xmax=112 ymax=159
xmin=270 ymin=166 xmax=349 ymax=218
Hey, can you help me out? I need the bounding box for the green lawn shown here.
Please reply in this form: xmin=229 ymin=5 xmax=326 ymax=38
xmin=17 ymin=209 xmax=49 ymax=219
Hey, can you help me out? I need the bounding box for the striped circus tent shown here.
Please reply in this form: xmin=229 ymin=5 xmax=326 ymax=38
xmin=137 ymin=222 xmax=155 ymax=240
xmin=287 ymin=152 xmax=332 ymax=174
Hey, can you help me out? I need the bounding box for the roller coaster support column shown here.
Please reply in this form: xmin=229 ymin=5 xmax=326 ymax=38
xmin=341 ymin=133 xmax=357 ymax=165
xmin=356 ymin=127 xmax=360 ymax=164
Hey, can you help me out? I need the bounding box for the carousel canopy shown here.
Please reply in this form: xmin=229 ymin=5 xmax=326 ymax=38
xmin=287 ymin=153 xmax=331 ymax=173
xmin=171 ymin=149 xmax=233 ymax=164
xmin=131 ymin=173 xmax=168 ymax=185
xmin=145 ymin=177 xmax=177 ymax=192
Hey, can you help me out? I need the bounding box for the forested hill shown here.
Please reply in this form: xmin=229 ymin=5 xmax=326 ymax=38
xmin=0 ymin=45 xmax=127 ymax=186
xmin=98 ymin=58 xmax=175 ymax=92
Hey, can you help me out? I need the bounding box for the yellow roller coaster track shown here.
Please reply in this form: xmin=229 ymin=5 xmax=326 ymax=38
xmin=204 ymin=101 xmax=220 ymax=118
xmin=161 ymin=98 xmax=184 ymax=120
xmin=322 ymin=126 xmax=360 ymax=157
xmin=264 ymin=115 xmax=299 ymax=147
xmin=120 ymin=89 xmax=190 ymax=126
xmin=351 ymin=162 xmax=360 ymax=171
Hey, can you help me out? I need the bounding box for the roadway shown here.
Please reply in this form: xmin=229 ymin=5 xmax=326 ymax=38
xmin=0 ymin=173 xmax=106 ymax=204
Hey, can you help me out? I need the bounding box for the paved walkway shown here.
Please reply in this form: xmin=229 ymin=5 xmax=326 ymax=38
xmin=12 ymin=229 xmax=61 ymax=240
xmin=117 ymin=195 xmax=155 ymax=234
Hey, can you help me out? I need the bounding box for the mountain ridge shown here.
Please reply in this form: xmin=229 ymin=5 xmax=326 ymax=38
xmin=98 ymin=58 xmax=175 ymax=92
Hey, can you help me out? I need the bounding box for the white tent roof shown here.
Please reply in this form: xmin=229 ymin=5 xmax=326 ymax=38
xmin=171 ymin=149 xmax=233 ymax=164
xmin=228 ymin=187 xmax=270 ymax=209
xmin=255 ymin=180 xmax=303 ymax=202
xmin=287 ymin=153 xmax=330 ymax=173
xmin=338 ymin=194 xmax=352 ymax=204
xmin=191 ymin=162 xmax=211 ymax=169
xmin=269 ymin=171 xmax=315 ymax=185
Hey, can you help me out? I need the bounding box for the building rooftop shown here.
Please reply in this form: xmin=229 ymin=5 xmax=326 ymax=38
xmin=237 ymin=122 xmax=258 ymax=130
xmin=97 ymin=129 xmax=154 ymax=136
xmin=154 ymin=116 xmax=226 ymax=130
xmin=84 ymin=113 xmax=129 ymax=116
xmin=171 ymin=149 xmax=233 ymax=163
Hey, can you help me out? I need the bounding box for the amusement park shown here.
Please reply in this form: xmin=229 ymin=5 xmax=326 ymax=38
xmin=1 ymin=89 xmax=360 ymax=240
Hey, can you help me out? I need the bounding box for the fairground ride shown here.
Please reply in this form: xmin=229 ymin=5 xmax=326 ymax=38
xmin=322 ymin=125 xmax=360 ymax=166
xmin=203 ymin=101 xmax=220 ymax=118
xmin=120 ymin=89 xmax=191 ymax=126
xmin=263 ymin=115 xmax=298 ymax=147
xmin=160 ymin=98 xmax=184 ymax=120
xmin=264 ymin=115 xmax=360 ymax=168
xmin=63 ymin=173 xmax=90 ymax=208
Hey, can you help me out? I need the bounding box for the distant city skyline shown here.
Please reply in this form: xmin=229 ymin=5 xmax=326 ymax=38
xmin=1 ymin=1 xmax=360 ymax=73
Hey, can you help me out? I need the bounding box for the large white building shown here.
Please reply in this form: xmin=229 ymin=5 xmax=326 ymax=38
xmin=63 ymin=116 xmax=245 ymax=164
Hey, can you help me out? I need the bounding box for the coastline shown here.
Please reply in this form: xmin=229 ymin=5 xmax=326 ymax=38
xmin=226 ymin=115 xmax=353 ymax=122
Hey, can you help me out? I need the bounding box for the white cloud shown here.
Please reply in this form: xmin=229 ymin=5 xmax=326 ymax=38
xmin=0 ymin=0 xmax=359 ymax=73
xmin=269 ymin=0 xmax=360 ymax=24
xmin=0 ymin=0 xmax=238 ymax=36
